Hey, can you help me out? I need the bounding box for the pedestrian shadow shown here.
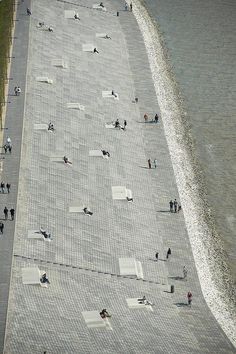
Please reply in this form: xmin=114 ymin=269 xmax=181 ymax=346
xmin=139 ymin=166 xmax=150 ymax=169
xmin=136 ymin=121 xmax=156 ymax=124
xmin=8 ymin=94 xmax=15 ymax=97
xmin=174 ymin=302 xmax=189 ymax=307
xmin=156 ymin=210 xmax=170 ymax=213
xmin=148 ymin=258 xmax=166 ymax=262
xmin=168 ymin=276 xmax=184 ymax=281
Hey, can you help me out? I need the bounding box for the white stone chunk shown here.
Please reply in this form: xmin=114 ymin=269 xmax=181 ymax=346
xmin=36 ymin=77 xmax=53 ymax=84
xmin=119 ymin=258 xmax=144 ymax=279
xmin=34 ymin=124 xmax=48 ymax=130
xmin=51 ymin=59 xmax=67 ymax=68
xmin=22 ymin=267 xmax=41 ymax=284
xmin=82 ymin=311 xmax=106 ymax=328
xmin=102 ymin=91 xmax=119 ymax=100
xmin=67 ymin=103 xmax=85 ymax=110
xmin=82 ymin=44 xmax=95 ymax=52
xmin=64 ymin=10 xmax=75 ymax=18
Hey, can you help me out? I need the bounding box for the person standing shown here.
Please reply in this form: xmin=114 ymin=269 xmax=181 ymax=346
xmin=153 ymin=159 xmax=157 ymax=168
xmin=130 ymin=2 xmax=132 ymax=11
xmin=125 ymin=2 xmax=128 ymax=10
xmin=6 ymin=183 xmax=11 ymax=193
xmin=154 ymin=113 xmax=159 ymax=123
xmin=123 ymin=120 xmax=127 ymax=130
xmin=187 ymin=291 xmax=192 ymax=307
xmin=4 ymin=207 xmax=8 ymax=220
xmin=27 ymin=8 xmax=31 ymax=15
xmin=173 ymin=199 xmax=178 ymax=213
xmin=148 ymin=159 xmax=152 ymax=169
xmin=169 ymin=200 xmax=173 ymax=212
xmin=3 ymin=144 xmax=8 ymax=154
xmin=144 ymin=113 xmax=148 ymax=122
xmin=166 ymin=247 xmax=171 ymax=259
xmin=0 ymin=222 xmax=4 ymax=234
xmin=155 ymin=252 xmax=159 ymax=261
xmin=183 ymin=266 xmax=187 ymax=280
xmin=10 ymin=208 xmax=15 ymax=220
xmin=1 ymin=182 xmax=5 ymax=193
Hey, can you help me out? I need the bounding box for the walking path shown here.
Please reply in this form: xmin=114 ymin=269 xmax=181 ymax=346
xmin=1 ymin=0 xmax=235 ymax=353
xmin=0 ymin=1 xmax=31 ymax=352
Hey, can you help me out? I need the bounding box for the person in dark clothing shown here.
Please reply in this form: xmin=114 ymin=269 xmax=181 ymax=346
xmin=173 ymin=199 xmax=178 ymax=213
xmin=148 ymin=159 xmax=152 ymax=169
xmin=155 ymin=252 xmax=159 ymax=261
xmin=27 ymin=8 xmax=32 ymax=15
xmin=154 ymin=113 xmax=159 ymax=123
xmin=10 ymin=208 xmax=15 ymax=220
xmin=40 ymin=273 xmax=50 ymax=284
xmin=1 ymin=182 xmax=5 ymax=193
xmin=115 ymin=119 xmax=120 ymax=128
xmin=4 ymin=207 xmax=8 ymax=220
xmin=0 ymin=222 xmax=4 ymax=234
xmin=166 ymin=248 xmax=171 ymax=259
xmin=6 ymin=183 xmax=11 ymax=193
xmin=169 ymin=200 xmax=173 ymax=212
xmin=94 ymin=47 xmax=99 ymax=53
xmin=100 ymin=309 xmax=111 ymax=318
xmin=83 ymin=207 xmax=93 ymax=216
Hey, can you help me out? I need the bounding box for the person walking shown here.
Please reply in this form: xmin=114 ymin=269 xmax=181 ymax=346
xmin=125 ymin=2 xmax=128 ymax=10
xmin=148 ymin=159 xmax=152 ymax=169
xmin=173 ymin=199 xmax=178 ymax=213
xmin=153 ymin=159 xmax=157 ymax=168
xmin=123 ymin=120 xmax=127 ymax=130
xmin=166 ymin=247 xmax=171 ymax=259
xmin=0 ymin=222 xmax=4 ymax=234
xmin=154 ymin=113 xmax=159 ymax=123
xmin=155 ymin=252 xmax=159 ymax=261
xmin=130 ymin=2 xmax=132 ymax=11
xmin=144 ymin=113 xmax=148 ymax=122
xmin=3 ymin=144 xmax=8 ymax=154
xmin=1 ymin=182 xmax=5 ymax=193
xmin=187 ymin=291 xmax=192 ymax=307
xmin=10 ymin=208 xmax=15 ymax=220
xmin=183 ymin=266 xmax=187 ymax=280
xmin=6 ymin=183 xmax=10 ymax=193
xmin=8 ymin=145 xmax=12 ymax=153
xmin=27 ymin=8 xmax=31 ymax=15
xmin=169 ymin=200 xmax=173 ymax=212
xmin=4 ymin=207 xmax=8 ymax=220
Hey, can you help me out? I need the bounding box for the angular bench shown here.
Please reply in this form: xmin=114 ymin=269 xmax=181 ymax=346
xmin=82 ymin=44 xmax=96 ymax=52
xmin=36 ymin=77 xmax=53 ymax=84
xmin=64 ymin=10 xmax=76 ymax=18
xmin=34 ymin=124 xmax=48 ymax=130
xmin=27 ymin=230 xmax=51 ymax=241
xmin=112 ymin=186 xmax=133 ymax=200
xmin=96 ymin=33 xmax=108 ymax=38
xmin=89 ymin=150 xmax=109 ymax=159
xmin=82 ymin=311 xmax=112 ymax=330
xmin=126 ymin=298 xmax=154 ymax=312
xmin=67 ymin=103 xmax=85 ymax=111
xmin=22 ymin=267 xmax=48 ymax=287
xmin=119 ymin=258 xmax=144 ymax=279
xmin=51 ymin=59 xmax=67 ymax=69
xmin=102 ymin=91 xmax=119 ymax=100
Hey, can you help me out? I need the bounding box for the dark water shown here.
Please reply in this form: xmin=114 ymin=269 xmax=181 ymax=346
xmin=143 ymin=0 xmax=236 ymax=281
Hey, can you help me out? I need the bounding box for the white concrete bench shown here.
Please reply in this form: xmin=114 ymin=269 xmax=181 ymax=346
xmin=27 ymin=230 xmax=51 ymax=241
xmin=34 ymin=124 xmax=48 ymax=130
xmin=82 ymin=44 xmax=95 ymax=52
xmin=105 ymin=123 xmax=115 ymax=129
xmin=69 ymin=205 xmax=85 ymax=213
xmin=96 ymin=33 xmax=108 ymax=38
xmin=112 ymin=186 xmax=133 ymax=200
xmin=67 ymin=103 xmax=85 ymax=111
xmin=22 ymin=267 xmax=48 ymax=287
xmin=93 ymin=4 xmax=107 ymax=11
xmin=64 ymin=10 xmax=76 ymax=18
xmin=119 ymin=258 xmax=144 ymax=279
xmin=36 ymin=77 xmax=53 ymax=84
xmin=126 ymin=298 xmax=153 ymax=312
xmin=49 ymin=156 xmax=65 ymax=163
xmin=51 ymin=59 xmax=67 ymax=68
xmin=102 ymin=91 xmax=119 ymax=100
xmin=89 ymin=150 xmax=109 ymax=159
xmin=82 ymin=311 xmax=112 ymax=330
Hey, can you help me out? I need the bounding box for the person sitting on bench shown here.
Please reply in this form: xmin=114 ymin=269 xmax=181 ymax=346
xmin=126 ymin=196 xmax=133 ymax=202
xmin=38 ymin=22 xmax=45 ymax=27
xmin=48 ymin=122 xmax=55 ymax=131
xmin=115 ymin=119 xmax=120 ymax=128
xmin=74 ymin=13 xmax=80 ymax=20
xmin=40 ymin=228 xmax=51 ymax=239
xmin=63 ymin=156 xmax=72 ymax=164
xmin=105 ymin=34 xmax=111 ymax=39
xmin=99 ymin=2 xmax=104 ymax=7
xmin=111 ymin=90 xmax=117 ymax=98
xmin=100 ymin=309 xmax=111 ymax=318
xmin=138 ymin=296 xmax=153 ymax=305
xmin=83 ymin=207 xmax=93 ymax=216
xmin=101 ymin=150 xmax=110 ymax=157
xmin=48 ymin=27 xmax=53 ymax=32
xmin=94 ymin=47 xmax=99 ymax=53
xmin=40 ymin=273 xmax=50 ymax=284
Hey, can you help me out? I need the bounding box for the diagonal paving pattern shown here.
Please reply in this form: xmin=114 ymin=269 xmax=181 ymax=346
xmin=3 ymin=0 xmax=235 ymax=353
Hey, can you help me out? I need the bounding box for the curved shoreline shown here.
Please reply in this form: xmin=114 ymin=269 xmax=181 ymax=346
xmin=132 ymin=0 xmax=236 ymax=346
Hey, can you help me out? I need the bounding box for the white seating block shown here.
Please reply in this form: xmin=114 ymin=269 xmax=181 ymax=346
xmin=126 ymin=298 xmax=153 ymax=312
xmin=36 ymin=77 xmax=53 ymax=84
xmin=82 ymin=311 xmax=112 ymax=330
xmin=49 ymin=156 xmax=65 ymax=162
xmin=89 ymin=150 xmax=103 ymax=157
xmin=119 ymin=258 xmax=144 ymax=279
xmin=105 ymin=123 xmax=115 ymax=129
xmin=51 ymin=59 xmax=67 ymax=68
xmin=69 ymin=205 xmax=85 ymax=213
xmin=96 ymin=33 xmax=107 ymax=38
xmin=64 ymin=10 xmax=76 ymax=18
xmin=93 ymin=4 xmax=107 ymax=11
xmin=34 ymin=124 xmax=48 ymax=130
xmin=27 ymin=230 xmax=44 ymax=239
xmin=67 ymin=103 xmax=85 ymax=110
xmin=82 ymin=44 xmax=95 ymax=52
xmin=102 ymin=91 xmax=119 ymax=100
xmin=22 ymin=267 xmax=41 ymax=285
xmin=112 ymin=186 xmax=127 ymax=200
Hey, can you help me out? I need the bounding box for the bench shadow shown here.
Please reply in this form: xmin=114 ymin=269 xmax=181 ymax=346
xmin=168 ymin=276 xmax=184 ymax=281
xmin=174 ymin=302 xmax=189 ymax=307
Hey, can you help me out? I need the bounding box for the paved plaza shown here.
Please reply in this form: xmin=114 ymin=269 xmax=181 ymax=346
xmin=1 ymin=0 xmax=235 ymax=353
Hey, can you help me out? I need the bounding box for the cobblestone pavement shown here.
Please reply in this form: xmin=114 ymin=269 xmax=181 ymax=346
xmin=2 ymin=0 xmax=235 ymax=353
